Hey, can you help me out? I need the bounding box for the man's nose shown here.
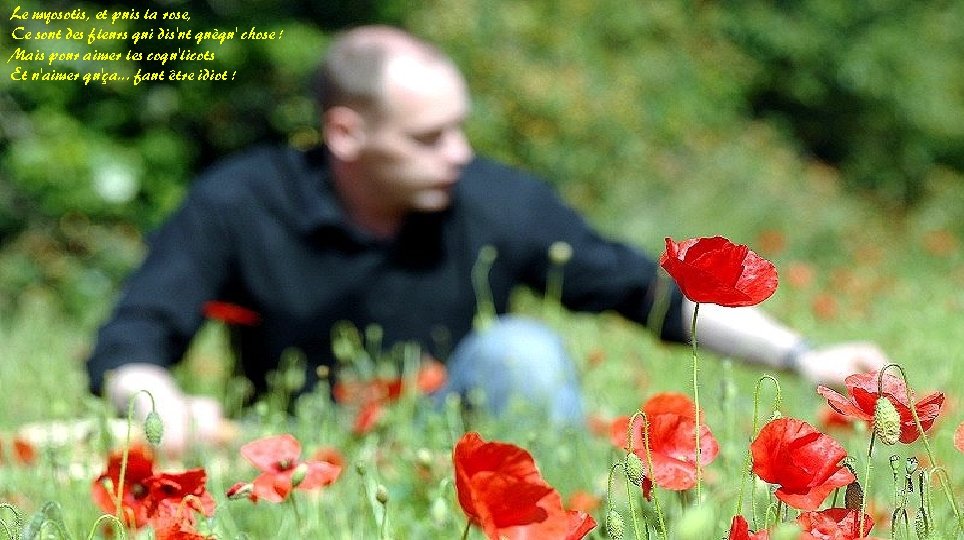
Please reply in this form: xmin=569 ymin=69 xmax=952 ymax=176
xmin=444 ymin=129 xmax=473 ymax=166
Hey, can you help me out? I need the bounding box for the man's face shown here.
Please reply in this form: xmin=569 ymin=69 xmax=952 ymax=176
xmin=357 ymin=56 xmax=474 ymax=214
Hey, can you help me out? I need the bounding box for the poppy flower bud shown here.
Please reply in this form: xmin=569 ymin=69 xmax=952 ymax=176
xmin=905 ymin=456 xmax=919 ymax=475
xmin=416 ymin=447 xmax=433 ymax=468
xmin=548 ymin=241 xmax=573 ymax=265
xmin=845 ymin=479 xmax=864 ymax=510
xmin=624 ymin=453 xmax=644 ymax=486
xmin=889 ymin=454 xmax=902 ymax=476
xmin=873 ymin=397 xmax=901 ymax=445
xmin=144 ymin=410 xmax=164 ymax=446
xmin=915 ymin=512 xmax=929 ymax=538
xmin=226 ymin=481 xmax=254 ymax=500
xmin=290 ymin=462 xmax=309 ymax=488
xmin=375 ymin=484 xmax=389 ymax=505
xmin=430 ymin=497 xmax=448 ymax=525
xmin=605 ymin=510 xmax=624 ymax=539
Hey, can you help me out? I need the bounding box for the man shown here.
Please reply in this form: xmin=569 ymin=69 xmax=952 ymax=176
xmin=87 ymin=26 xmax=887 ymax=452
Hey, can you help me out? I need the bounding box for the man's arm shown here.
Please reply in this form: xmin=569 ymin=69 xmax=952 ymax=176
xmin=686 ymin=300 xmax=888 ymax=386
xmin=89 ymin=172 xmax=240 ymax=453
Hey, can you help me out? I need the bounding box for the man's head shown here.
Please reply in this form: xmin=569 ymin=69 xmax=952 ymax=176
xmin=317 ymin=26 xmax=473 ymax=227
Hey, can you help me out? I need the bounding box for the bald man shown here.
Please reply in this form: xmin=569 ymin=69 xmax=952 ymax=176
xmin=88 ymin=26 xmax=887 ymax=452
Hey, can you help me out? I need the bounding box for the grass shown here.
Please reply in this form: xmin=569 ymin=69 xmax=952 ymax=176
xmin=1 ymin=149 xmax=963 ymax=538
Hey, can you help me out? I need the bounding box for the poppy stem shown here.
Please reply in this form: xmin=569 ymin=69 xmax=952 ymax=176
xmin=0 ymin=503 xmax=23 ymax=538
xmin=471 ymin=245 xmax=497 ymax=330
xmin=460 ymin=521 xmax=471 ymax=540
xmin=689 ymin=302 xmax=702 ymax=504
xmin=116 ymin=389 xmax=158 ymax=527
xmin=620 ymin=413 xmax=646 ymax=540
xmin=639 ymin=413 xmax=668 ymax=540
xmin=85 ymin=514 xmax=127 ymax=540
xmin=735 ymin=375 xmax=781 ymax=525
xmin=287 ymin=493 xmax=304 ymax=535
xmin=859 ymin=429 xmax=876 ymax=536
xmin=623 ymin=469 xmax=645 ymax=540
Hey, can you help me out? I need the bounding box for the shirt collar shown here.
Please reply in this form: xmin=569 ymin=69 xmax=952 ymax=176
xmin=291 ymin=146 xmax=349 ymax=234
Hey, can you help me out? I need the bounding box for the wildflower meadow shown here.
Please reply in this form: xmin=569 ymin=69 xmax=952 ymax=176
xmin=2 ymin=228 xmax=963 ymax=539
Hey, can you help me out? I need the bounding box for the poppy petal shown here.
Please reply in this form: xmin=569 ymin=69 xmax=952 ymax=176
xmin=240 ymin=434 xmax=302 ymax=472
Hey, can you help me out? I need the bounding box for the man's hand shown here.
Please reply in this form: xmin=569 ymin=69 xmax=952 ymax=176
xmin=105 ymin=363 xmax=234 ymax=456
xmin=795 ymin=341 xmax=890 ymax=387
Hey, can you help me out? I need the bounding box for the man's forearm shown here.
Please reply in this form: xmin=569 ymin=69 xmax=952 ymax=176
xmin=682 ymin=300 xmax=807 ymax=372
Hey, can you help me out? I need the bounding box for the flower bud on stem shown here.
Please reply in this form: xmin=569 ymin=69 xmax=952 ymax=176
xmin=117 ymin=390 xmax=159 ymax=526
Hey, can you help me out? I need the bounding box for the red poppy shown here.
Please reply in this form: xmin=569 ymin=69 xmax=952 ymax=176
xmin=334 ymin=377 xmax=403 ymax=405
xmin=796 ymin=508 xmax=876 ymax=539
xmin=728 ymin=515 xmax=770 ymax=540
xmin=817 ymin=404 xmax=858 ymax=432
xmin=352 ymin=401 xmax=387 ymax=434
xmin=225 ymin=481 xmax=257 ymax=502
xmin=91 ymin=445 xmax=157 ymax=527
xmin=750 ymin=418 xmax=855 ymax=510
xmin=202 ymin=300 xmax=261 ymax=326
xmin=566 ymin=490 xmax=601 ymax=514
xmin=334 ymin=361 xmax=448 ymax=405
xmin=151 ymin=500 xmax=215 ymax=540
xmin=785 ymin=261 xmax=816 ymax=289
xmin=453 ymin=432 xmax=595 ymax=539
xmin=0 ymin=436 xmax=37 ymax=466
xmin=335 ymin=362 xmax=448 ymax=434
xmin=817 ymin=370 xmax=944 ymax=444
xmin=610 ymin=392 xmax=719 ymax=491
xmin=417 ymin=358 xmax=448 ymax=392
xmin=658 ymin=236 xmax=778 ymax=307
xmin=309 ymin=445 xmax=346 ymax=470
xmin=496 ymin=491 xmax=597 ymax=540
xmin=240 ymin=434 xmax=342 ymax=502
xmin=144 ymin=469 xmax=216 ymax=519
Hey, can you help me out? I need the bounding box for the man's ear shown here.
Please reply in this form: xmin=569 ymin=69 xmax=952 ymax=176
xmin=323 ymin=106 xmax=366 ymax=161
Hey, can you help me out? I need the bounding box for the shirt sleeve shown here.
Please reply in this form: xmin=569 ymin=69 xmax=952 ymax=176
xmin=501 ymin=178 xmax=687 ymax=344
xmin=85 ymin=182 xmax=234 ymax=394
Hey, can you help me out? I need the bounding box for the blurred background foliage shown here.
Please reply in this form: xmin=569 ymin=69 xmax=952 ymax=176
xmin=1 ymin=0 xmax=962 ymax=324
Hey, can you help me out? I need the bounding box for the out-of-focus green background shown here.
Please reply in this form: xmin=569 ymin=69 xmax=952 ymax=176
xmin=3 ymin=4 xmax=963 ymax=536
xmin=1 ymin=0 xmax=962 ymax=422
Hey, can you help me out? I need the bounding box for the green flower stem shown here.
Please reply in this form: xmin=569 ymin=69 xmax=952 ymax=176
xmin=735 ymin=375 xmax=781 ymax=525
xmin=882 ymin=363 xmax=964 ymax=534
xmin=0 ymin=503 xmax=23 ymax=539
xmin=379 ymin=500 xmax=389 ymax=540
xmin=116 ymin=390 xmax=157 ymax=526
xmin=288 ymin=493 xmax=304 ymax=535
xmin=460 ymin=521 xmax=472 ymax=540
xmin=622 ymin=413 xmax=644 ymax=540
xmin=918 ymin=468 xmax=932 ymax=535
xmin=637 ymin=413 xmax=668 ymax=540
xmin=21 ymin=502 xmax=70 ymax=540
xmin=690 ymin=302 xmax=702 ymax=504
xmin=859 ymin=431 xmax=877 ymax=536
xmin=471 ymin=245 xmax=497 ymax=330
xmin=86 ymin=514 xmax=127 ymax=540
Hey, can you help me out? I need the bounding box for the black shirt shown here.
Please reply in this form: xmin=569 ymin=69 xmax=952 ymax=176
xmin=86 ymin=146 xmax=686 ymax=395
